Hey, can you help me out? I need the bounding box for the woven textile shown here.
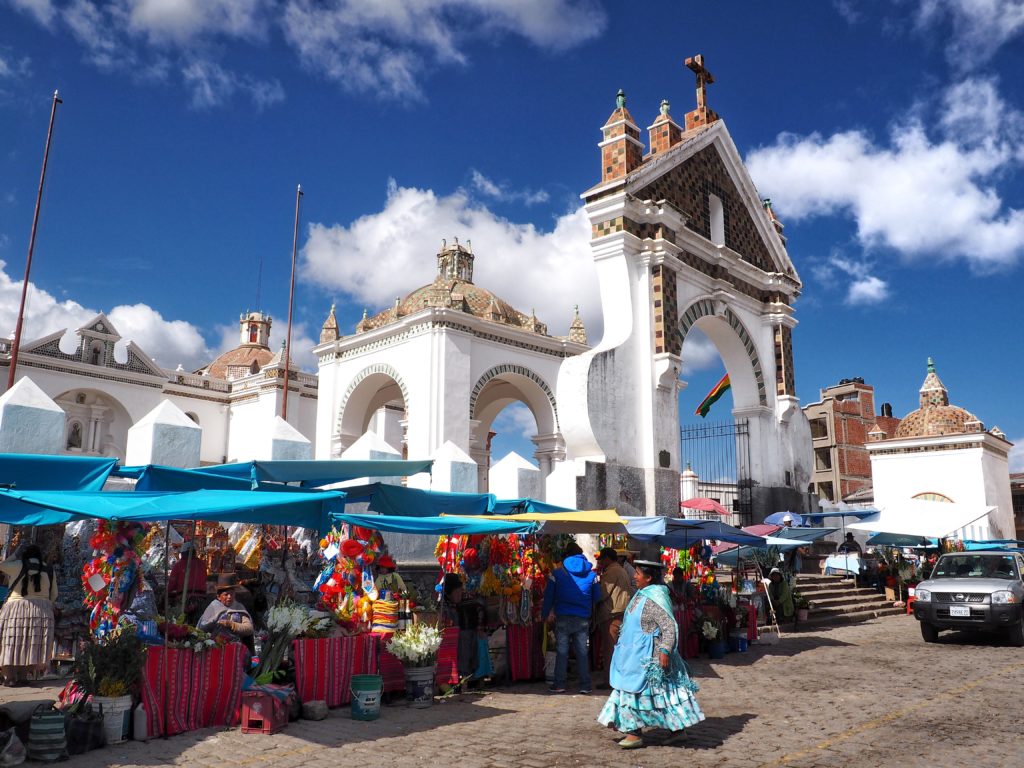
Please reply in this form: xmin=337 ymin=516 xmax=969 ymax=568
xmin=141 ymin=644 xmax=245 ymax=737
xmin=506 ymin=623 xmax=542 ymax=682
xmin=372 ymin=633 xmax=406 ymax=694
xmin=292 ymin=635 xmax=377 ymax=708
xmin=0 ymin=598 xmax=54 ymax=667
xmin=435 ymin=627 xmax=460 ymax=686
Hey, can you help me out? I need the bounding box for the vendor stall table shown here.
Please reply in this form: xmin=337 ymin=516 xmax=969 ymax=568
xmin=140 ymin=644 xmax=246 ymax=737
xmin=434 ymin=627 xmax=460 ymax=687
xmin=291 ymin=635 xmax=376 ymax=708
xmin=506 ymin=623 xmax=543 ymax=682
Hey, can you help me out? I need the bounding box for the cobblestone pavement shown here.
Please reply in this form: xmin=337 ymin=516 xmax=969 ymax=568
xmin=11 ymin=615 xmax=1024 ymax=768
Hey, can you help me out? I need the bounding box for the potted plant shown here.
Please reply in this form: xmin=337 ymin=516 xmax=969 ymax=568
xmin=74 ymin=630 xmax=145 ymax=744
xmin=794 ymin=592 xmax=810 ymax=623
xmin=386 ymin=624 xmax=443 ymax=708
xmin=701 ymin=619 xmax=725 ymax=659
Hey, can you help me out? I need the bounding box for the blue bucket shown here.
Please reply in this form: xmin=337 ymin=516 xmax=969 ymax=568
xmin=728 ymin=635 xmax=748 ymax=653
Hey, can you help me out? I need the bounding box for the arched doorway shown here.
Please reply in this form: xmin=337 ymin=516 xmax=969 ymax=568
xmin=469 ymin=365 xmax=563 ymax=495
xmin=54 ymin=389 xmax=132 ymax=458
xmin=334 ymin=365 xmax=409 ymax=458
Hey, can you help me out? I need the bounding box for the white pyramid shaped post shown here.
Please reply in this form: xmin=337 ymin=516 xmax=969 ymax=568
xmin=425 ymin=440 xmax=477 ymax=493
xmin=0 ymin=377 xmax=64 ymax=454
xmin=545 ymin=458 xmax=582 ymax=509
xmin=341 ymin=430 xmax=403 ymax=485
xmin=489 ymin=451 xmax=541 ymax=501
xmin=257 ymin=415 xmax=313 ymax=461
xmin=126 ymin=400 xmax=202 ymax=468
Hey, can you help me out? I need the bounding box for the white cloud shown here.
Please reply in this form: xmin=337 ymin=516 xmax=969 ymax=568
xmin=680 ymin=329 xmax=721 ymax=375
xmin=300 ymin=179 xmax=601 ymax=340
xmin=0 ymin=53 xmax=31 ymax=79
xmin=124 ymin=0 xmax=271 ymax=45
xmin=1009 ymin=438 xmax=1024 ymax=473
xmin=846 ymin=274 xmax=889 ymax=306
xmin=492 ymin=402 xmax=538 ymax=441
xmin=182 ymin=59 xmax=283 ymax=110
xmin=7 ymin=0 xmax=56 ymax=27
xmin=814 ymin=254 xmax=890 ymax=306
xmin=280 ymin=0 xmax=607 ymax=99
xmin=0 ymin=259 xmax=212 ymax=369
xmin=470 ymin=170 xmax=549 ymax=206
xmin=747 ymin=78 xmax=1024 ymax=273
xmin=916 ymin=0 xmax=1024 ymax=69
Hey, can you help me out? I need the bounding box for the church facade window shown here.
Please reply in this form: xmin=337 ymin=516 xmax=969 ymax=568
xmin=66 ymin=421 xmax=83 ymax=450
xmin=709 ymin=193 xmax=725 ymax=246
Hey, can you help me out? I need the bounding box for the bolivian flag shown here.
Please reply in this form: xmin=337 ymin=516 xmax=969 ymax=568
xmin=695 ymin=373 xmax=730 ymax=418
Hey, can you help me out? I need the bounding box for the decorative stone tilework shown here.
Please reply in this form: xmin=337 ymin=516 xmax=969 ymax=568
xmin=337 ymin=363 xmax=410 ymax=434
xmin=678 ymin=299 xmax=767 ymax=407
xmin=773 ymin=324 xmax=796 ymax=396
xmin=651 ymin=265 xmax=681 ymax=356
xmin=469 ymin=363 xmax=558 ymax=428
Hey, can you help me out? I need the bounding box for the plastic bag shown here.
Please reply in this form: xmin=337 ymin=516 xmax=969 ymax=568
xmin=0 ymin=728 xmax=26 ymax=767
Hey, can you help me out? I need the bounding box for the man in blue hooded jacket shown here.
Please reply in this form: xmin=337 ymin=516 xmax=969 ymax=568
xmin=542 ymin=541 xmax=600 ymax=694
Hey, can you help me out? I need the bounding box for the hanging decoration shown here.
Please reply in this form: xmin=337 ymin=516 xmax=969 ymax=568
xmin=81 ymin=521 xmax=148 ymax=639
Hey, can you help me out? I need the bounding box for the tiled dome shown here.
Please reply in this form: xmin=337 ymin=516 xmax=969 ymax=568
xmin=893 ymin=358 xmax=983 ymax=438
xmin=200 ymin=345 xmax=274 ymax=380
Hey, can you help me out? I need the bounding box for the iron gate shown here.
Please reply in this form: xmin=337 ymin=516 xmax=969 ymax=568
xmin=680 ymin=418 xmax=752 ymax=527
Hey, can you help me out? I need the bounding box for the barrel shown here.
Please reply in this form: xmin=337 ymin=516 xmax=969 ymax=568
xmin=350 ymin=674 xmax=383 ymax=721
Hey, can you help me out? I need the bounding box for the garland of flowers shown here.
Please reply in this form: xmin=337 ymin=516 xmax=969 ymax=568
xmin=81 ymin=521 xmax=147 ymax=639
xmin=314 ymin=524 xmax=387 ymax=629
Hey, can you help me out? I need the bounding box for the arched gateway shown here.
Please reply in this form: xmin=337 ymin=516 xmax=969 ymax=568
xmin=557 ymin=57 xmax=812 ymax=519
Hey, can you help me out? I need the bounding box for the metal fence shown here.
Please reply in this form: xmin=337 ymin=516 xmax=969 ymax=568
xmin=680 ymin=419 xmax=753 ymax=527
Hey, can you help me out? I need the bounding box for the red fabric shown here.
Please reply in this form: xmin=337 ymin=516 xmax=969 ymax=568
xmin=372 ymin=633 xmax=406 ymax=693
xmin=435 ymin=627 xmax=460 ymax=686
xmin=746 ymin=604 xmax=758 ymax=641
xmin=141 ymin=644 xmax=244 ymax=737
xmin=292 ymin=635 xmax=378 ymax=708
xmin=506 ymin=623 xmax=541 ymax=682
xmin=167 ymin=557 xmax=208 ymax=597
xmin=674 ymin=608 xmax=700 ymax=659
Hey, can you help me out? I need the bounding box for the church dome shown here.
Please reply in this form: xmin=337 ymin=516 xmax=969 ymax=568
xmin=356 ymin=240 xmax=549 ymax=336
xmin=893 ymin=358 xmax=983 ymax=439
xmin=196 ymin=311 xmax=275 ymax=380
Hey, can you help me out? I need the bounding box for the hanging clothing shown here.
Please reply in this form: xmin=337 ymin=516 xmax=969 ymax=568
xmin=597 ymin=584 xmax=704 ymax=734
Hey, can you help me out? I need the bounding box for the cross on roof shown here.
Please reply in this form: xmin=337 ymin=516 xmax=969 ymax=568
xmin=685 ymin=54 xmax=714 ymax=112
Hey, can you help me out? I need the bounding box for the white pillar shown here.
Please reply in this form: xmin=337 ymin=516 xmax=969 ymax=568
xmin=126 ymin=400 xmax=202 ymax=468
xmin=489 ymin=451 xmax=542 ymax=500
xmin=0 ymin=376 xmax=64 ymax=454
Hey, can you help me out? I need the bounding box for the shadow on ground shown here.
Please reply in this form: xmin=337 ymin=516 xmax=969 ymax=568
xmin=644 ymin=713 xmax=757 ymax=750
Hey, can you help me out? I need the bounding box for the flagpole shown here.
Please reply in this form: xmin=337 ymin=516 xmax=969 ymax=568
xmin=7 ymin=90 xmax=62 ymax=389
xmin=281 ymin=184 xmax=302 ymax=421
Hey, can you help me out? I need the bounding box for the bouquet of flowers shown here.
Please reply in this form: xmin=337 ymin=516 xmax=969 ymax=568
xmin=700 ymin=619 xmax=719 ymax=640
xmin=252 ymin=601 xmax=311 ymax=684
xmin=385 ymin=623 xmax=443 ymax=668
xmin=158 ymin=617 xmax=221 ymax=653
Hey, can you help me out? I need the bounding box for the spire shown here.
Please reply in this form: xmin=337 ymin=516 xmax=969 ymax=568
xmin=648 ymin=98 xmax=682 ymax=156
xmin=436 ymin=237 xmax=475 ymax=283
xmin=355 ymin=308 xmax=370 ymax=334
xmin=319 ymin=303 xmax=339 ymax=344
xmin=683 ymin=53 xmax=720 ymax=131
xmin=568 ymin=304 xmax=587 ymax=345
xmin=600 ymin=89 xmax=644 ymax=183
xmin=919 ymin=357 xmax=949 ymax=408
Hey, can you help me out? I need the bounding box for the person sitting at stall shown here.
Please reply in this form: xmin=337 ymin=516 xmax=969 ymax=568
xmin=836 ymin=533 xmax=863 ymax=556
xmin=766 ymin=568 xmax=795 ymax=626
xmin=197 ymin=574 xmax=254 ymax=652
xmin=374 ymin=555 xmax=407 ymax=598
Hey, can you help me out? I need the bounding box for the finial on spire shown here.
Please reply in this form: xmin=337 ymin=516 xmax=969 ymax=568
xmin=762 ymin=198 xmax=773 ymax=210
xmin=466 ymin=239 xmax=472 ymax=253
xmin=660 ymin=99 xmax=670 ymax=117
xmin=927 ymin=356 xmax=935 ymax=373
xmin=330 ymin=302 xmax=335 ymax=312
xmin=615 ymin=89 xmax=626 ymax=109
xmin=362 ymin=308 xmax=368 ymax=320
xmin=453 ymin=235 xmax=459 ymax=245
xmin=442 ymin=238 xmax=446 ymax=249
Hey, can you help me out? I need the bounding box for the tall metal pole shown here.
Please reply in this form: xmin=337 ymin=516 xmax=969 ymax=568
xmin=281 ymin=184 xmax=302 ymax=420
xmin=7 ymin=90 xmax=62 ymax=389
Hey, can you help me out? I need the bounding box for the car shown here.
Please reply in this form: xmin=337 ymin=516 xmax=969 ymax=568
xmin=912 ymin=551 xmax=1024 ymax=645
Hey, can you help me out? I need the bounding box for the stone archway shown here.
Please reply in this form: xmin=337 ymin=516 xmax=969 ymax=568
xmin=469 ymin=364 xmax=564 ymax=494
xmin=335 ymin=364 xmax=410 ymax=457
xmin=54 ymin=388 xmax=132 ymax=458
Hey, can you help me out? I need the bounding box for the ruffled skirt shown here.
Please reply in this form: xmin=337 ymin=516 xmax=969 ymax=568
xmin=597 ymin=673 xmax=705 ymax=733
xmin=0 ymin=598 xmax=54 ymax=668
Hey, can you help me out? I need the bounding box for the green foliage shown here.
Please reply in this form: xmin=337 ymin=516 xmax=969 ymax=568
xmin=75 ymin=630 xmax=145 ymax=697
xmin=793 ymin=591 xmax=810 ymax=610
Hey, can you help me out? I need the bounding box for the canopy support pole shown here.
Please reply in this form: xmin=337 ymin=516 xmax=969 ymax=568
xmin=161 ymin=521 xmax=172 ymax=740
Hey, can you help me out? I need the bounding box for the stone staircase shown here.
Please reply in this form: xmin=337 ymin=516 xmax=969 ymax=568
xmin=791 ymin=573 xmax=905 ymax=629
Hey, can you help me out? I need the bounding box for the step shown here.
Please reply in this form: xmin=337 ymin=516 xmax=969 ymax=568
xmin=796 ymin=587 xmax=885 ymax=600
xmin=802 ymin=594 xmax=889 ymax=609
xmin=812 ymin=601 xmax=894 ymax=618
xmin=797 ymin=605 xmax=906 ymax=628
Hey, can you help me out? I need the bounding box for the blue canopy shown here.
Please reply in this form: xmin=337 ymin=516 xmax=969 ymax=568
xmin=193 ymin=459 xmax=433 ymax=489
xmin=865 ymin=532 xmax=938 ymax=547
xmin=772 ymin=526 xmax=838 ymax=542
xmin=0 ymin=454 xmax=117 ymax=492
xmin=339 ymin=483 xmax=494 ymax=518
xmin=963 ymin=539 xmax=1024 ymax=551
xmin=764 ymin=512 xmax=803 ymax=526
xmin=0 ymin=488 xmax=345 ymax=530
xmin=804 ymin=509 xmax=879 ymax=521
xmin=490 ymin=499 xmax=577 ymax=514
xmin=332 ymin=512 xmax=538 ymax=536
xmin=623 ymin=516 xmax=766 ymax=547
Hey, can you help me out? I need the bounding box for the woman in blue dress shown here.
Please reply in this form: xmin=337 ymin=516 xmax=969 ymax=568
xmin=597 ymin=559 xmax=705 ymax=749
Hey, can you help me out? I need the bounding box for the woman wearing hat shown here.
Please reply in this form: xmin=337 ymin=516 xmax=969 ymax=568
xmin=597 ymin=560 xmax=704 ymax=749
xmin=373 ymin=555 xmax=406 ymax=597
xmin=197 ymin=574 xmax=254 ymax=646
xmin=0 ymin=544 xmax=57 ymax=686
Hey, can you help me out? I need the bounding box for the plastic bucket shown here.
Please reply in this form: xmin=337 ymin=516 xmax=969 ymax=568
xmin=728 ymin=635 xmax=748 ymax=653
xmin=404 ymin=665 xmax=436 ymax=709
xmin=350 ymin=674 xmax=383 ymax=721
xmin=707 ymin=639 xmax=727 ymax=659
xmin=95 ymin=695 xmax=132 ymax=744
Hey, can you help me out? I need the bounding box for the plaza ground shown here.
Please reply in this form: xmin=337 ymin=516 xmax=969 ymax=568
xmin=11 ymin=614 xmax=1024 ymax=768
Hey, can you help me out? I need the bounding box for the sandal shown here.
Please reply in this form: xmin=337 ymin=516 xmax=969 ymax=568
xmin=618 ymin=736 xmax=644 ymax=749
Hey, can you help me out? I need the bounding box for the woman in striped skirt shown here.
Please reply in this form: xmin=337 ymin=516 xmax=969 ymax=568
xmin=0 ymin=545 xmax=57 ymax=686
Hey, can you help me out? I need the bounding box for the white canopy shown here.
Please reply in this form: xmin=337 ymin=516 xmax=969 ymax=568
xmin=847 ymin=498 xmax=995 ymax=540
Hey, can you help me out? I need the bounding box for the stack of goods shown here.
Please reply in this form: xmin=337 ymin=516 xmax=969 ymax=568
xmin=81 ymin=521 xmax=147 ymax=638
xmin=371 ymin=599 xmax=399 ymax=634
xmin=233 ymin=527 xmax=264 ymax=570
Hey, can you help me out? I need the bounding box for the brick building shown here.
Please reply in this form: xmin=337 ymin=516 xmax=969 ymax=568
xmin=1012 ymin=473 xmax=1024 ymax=539
xmin=802 ymin=378 xmax=896 ymax=503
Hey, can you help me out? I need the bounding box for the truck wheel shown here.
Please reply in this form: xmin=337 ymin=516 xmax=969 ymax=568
xmin=1007 ymin=617 xmax=1024 ymax=647
xmin=920 ymin=622 xmax=939 ymax=643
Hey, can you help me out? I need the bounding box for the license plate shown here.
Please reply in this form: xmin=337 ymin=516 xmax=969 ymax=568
xmin=950 ymin=606 xmax=971 ymax=617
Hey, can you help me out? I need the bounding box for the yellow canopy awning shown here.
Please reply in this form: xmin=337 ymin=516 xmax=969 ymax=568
xmin=448 ymin=509 xmax=626 ymax=535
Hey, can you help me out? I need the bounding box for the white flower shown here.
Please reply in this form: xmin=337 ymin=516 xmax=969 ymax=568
xmin=386 ymin=624 xmax=442 ymax=665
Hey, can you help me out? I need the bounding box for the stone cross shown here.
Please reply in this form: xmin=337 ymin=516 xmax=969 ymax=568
xmin=685 ymin=54 xmax=714 ymax=112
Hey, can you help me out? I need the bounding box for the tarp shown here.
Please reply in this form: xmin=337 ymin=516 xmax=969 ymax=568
xmin=331 ymin=512 xmax=538 ymax=536
xmin=0 ymin=488 xmax=345 ymax=530
xmin=623 ymin=516 xmax=766 ymax=547
xmin=803 ymin=509 xmax=879 ymax=521
xmin=456 ymin=509 xmax=626 ymax=534
xmin=866 ymin=532 xmax=938 ymax=547
xmin=339 ymin=483 xmax=494 ymax=518
xmin=963 ymin=539 xmax=1024 ymax=551
xmin=714 ymin=536 xmax=811 ymax=567
xmin=847 ymin=499 xmax=995 ymax=539
xmin=490 ymin=499 xmax=577 ymax=515
xmin=0 ymin=453 xmax=118 ymax=492
xmin=773 ymin=526 xmax=838 ymax=542
xmin=177 ymin=459 xmax=434 ymax=489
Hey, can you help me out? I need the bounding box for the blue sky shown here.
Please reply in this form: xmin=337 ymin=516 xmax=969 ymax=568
xmin=1 ymin=0 xmax=1022 ymax=471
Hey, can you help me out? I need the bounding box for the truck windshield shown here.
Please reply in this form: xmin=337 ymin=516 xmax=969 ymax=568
xmin=932 ymin=554 xmax=1019 ymax=580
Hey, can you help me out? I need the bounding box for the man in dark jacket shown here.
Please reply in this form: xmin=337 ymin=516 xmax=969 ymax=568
xmin=542 ymin=541 xmax=600 ymax=694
